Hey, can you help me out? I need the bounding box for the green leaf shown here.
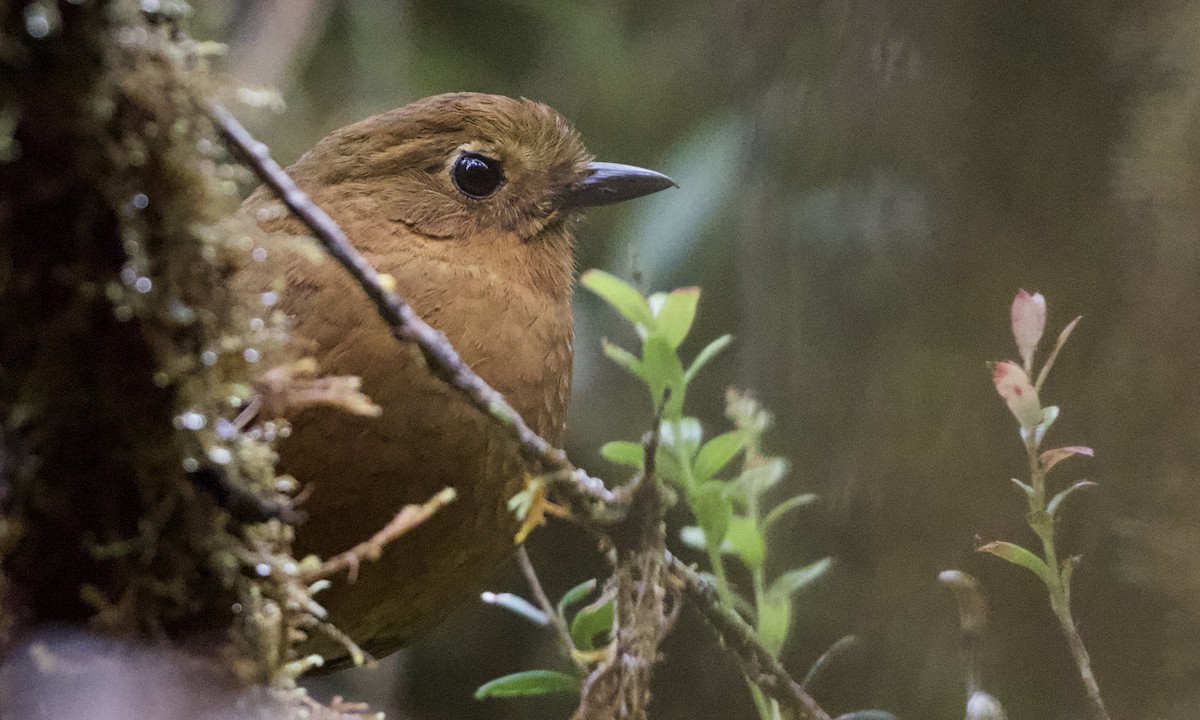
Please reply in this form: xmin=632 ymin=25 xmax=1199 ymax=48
xmin=766 ymin=558 xmax=832 ymax=602
xmin=601 ymin=441 xmax=645 ymax=469
xmin=641 ymin=336 xmax=685 ymax=412
xmin=693 ymin=431 xmax=746 ymax=482
xmin=480 ymin=592 xmax=548 ymax=626
xmin=689 ymin=481 xmax=733 ymax=547
xmin=758 ymin=595 xmax=790 ymax=656
xmin=1046 ymin=480 xmax=1098 ymax=517
xmin=978 ymin=541 xmax=1053 ymax=588
xmin=581 ymin=270 xmax=652 ymax=328
xmin=725 ymin=515 xmax=765 ymax=570
xmin=802 ymin=634 xmax=858 ymax=689
xmin=762 ymin=493 xmax=818 ymax=530
xmin=1010 ymin=478 xmax=1035 ymax=499
xmin=474 ymin=669 xmax=580 ymax=700
xmin=684 ymin=334 xmax=732 ymax=384
xmin=556 ymin=579 xmax=597 ymax=620
xmin=654 ymin=447 xmax=686 ymax=488
xmin=602 ymin=339 xmax=644 ymax=380
xmin=570 ymin=594 xmax=615 ymax=652
xmin=652 ymin=287 xmax=700 ymax=348
xmin=734 ymin=458 xmax=789 ymax=499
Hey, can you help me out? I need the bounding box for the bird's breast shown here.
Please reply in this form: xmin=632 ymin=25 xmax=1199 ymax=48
xmin=244 ymin=224 xmax=573 ymax=663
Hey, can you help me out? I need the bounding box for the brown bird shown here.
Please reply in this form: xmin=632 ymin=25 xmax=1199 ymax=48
xmin=237 ymin=93 xmax=673 ymax=668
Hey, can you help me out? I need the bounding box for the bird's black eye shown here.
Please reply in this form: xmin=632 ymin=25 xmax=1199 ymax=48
xmin=451 ymin=153 xmax=505 ymax=198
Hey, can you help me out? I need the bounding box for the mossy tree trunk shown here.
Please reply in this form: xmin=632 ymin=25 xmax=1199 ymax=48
xmin=0 ymin=1 xmax=304 ymax=707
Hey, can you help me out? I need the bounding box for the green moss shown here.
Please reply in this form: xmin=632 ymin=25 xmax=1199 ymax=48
xmin=0 ymin=0 xmax=312 ymax=688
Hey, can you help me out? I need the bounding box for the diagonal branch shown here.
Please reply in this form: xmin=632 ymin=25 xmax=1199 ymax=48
xmin=305 ymin=487 xmax=458 ymax=584
xmin=517 ymin=546 xmax=588 ymax=675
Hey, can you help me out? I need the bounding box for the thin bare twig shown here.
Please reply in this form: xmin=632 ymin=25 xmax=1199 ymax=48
xmin=205 ymin=102 xmax=615 ymax=524
xmin=517 ymin=546 xmax=587 ymax=675
xmin=306 ymin=616 xmax=374 ymax=669
xmin=304 ymin=487 xmax=457 ymax=583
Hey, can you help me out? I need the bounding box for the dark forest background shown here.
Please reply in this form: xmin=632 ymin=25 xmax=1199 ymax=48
xmin=198 ymin=2 xmax=1200 ymax=718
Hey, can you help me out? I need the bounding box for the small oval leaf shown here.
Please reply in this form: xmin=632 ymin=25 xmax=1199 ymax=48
xmin=654 ymin=287 xmax=701 ymax=348
xmin=725 ymin=516 xmax=766 ymax=570
xmin=601 ymin=339 xmax=644 ymax=380
xmin=758 ymin=595 xmax=790 ymax=656
xmin=475 ymin=669 xmax=581 ymax=700
xmin=978 ymin=540 xmax=1053 ymax=588
xmin=1035 ymin=316 xmax=1082 ymax=391
xmin=991 ymin=361 xmax=1042 ymax=429
xmin=684 ymin=334 xmax=732 ymax=384
xmin=1040 ymin=445 xmax=1094 ymax=473
xmin=802 ymin=634 xmax=858 ymax=690
xmin=556 ymin=579 xmax=597 ymax=619
xmin=600 ymin=440 xmax=645 ymax=469
xmin=654 ymin=447 xmax=686 ymax=488
xmin=689 ymin=481 xmax=733 ymax=547
xmin=569 ymin=595 xmax=615 ymax=652
xmin=1010 ymin=478 xmax=1035 ymax=498
xmin=642 ymin=336 xmax=685 ymax=411
xmin=763 ymin=493 xmax=819 ymax=530
xmin=480 ymin=592 xmax=548 ymax=626
xmin=1046 ymin=480 xmax=1098 ymax=517
xmin=581 ymin=270 xmax=652 ymax=327
xmin=693 ymin=431 xmax=746 ymax=482
xmin=767 ymin=558 xmax=833 ymax=602
xmin=734 ymin=458 xmax=789 ymax=498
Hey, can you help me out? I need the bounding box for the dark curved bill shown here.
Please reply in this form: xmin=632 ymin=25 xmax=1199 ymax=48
xmin=560 ymin=161 xmax=677 ymax=209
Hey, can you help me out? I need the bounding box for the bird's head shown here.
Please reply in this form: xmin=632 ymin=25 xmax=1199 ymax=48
xmin=292 ymin=92 xmax=674 ymax=248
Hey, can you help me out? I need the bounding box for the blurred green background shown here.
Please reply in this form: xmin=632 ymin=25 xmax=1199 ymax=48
xmin=198 ymin=2 xmax=1200 ymax=718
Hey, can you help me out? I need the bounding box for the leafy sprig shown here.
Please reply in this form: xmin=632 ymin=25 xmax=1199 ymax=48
xmin=476 ymin=271 xmax=889 ymax=720
xmin=977 ymin=290 xmax=1109 ymax=720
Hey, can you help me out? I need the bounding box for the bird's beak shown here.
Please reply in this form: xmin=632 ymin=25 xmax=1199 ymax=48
xmin=559 ymin=161 xmax=677 ymax=209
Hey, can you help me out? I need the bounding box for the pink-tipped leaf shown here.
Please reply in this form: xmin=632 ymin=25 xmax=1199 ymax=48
xmin=1011 ymin=289 xmax=1046 ymax=372
xmin=991 ymin=360 xmax=1042 ymax=430
xmin=1040 ymin=445 xmax=1094 ymax=473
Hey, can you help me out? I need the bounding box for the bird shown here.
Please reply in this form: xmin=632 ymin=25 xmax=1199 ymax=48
xmin=235 ymin=92 xmax=674 ymax=668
